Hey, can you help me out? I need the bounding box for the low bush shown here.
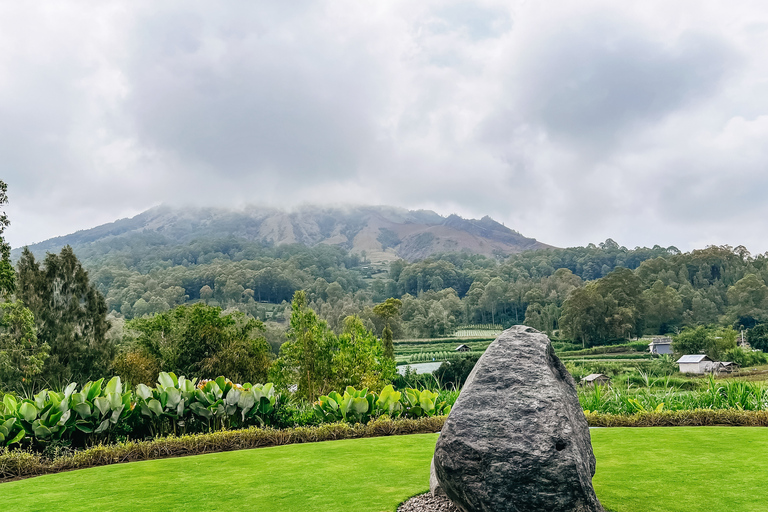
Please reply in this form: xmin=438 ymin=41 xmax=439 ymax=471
xmin=313 ymin=385 xmax=451 ymax=424
xmin=0 ymin=416 xmax=446 ymax=482
xmin=723 ymin=347 xmax=768 ymax=367
xmin=586 ymin=409 xmax=768 ymax=427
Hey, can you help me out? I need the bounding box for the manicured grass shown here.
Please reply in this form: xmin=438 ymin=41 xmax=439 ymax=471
xmin=4 ymin=428 xmax=768 ymax=512
xmin=591 ymin=427 xmax=768 ymax=512
xmin=1 ymin=434 xmax=437 ymax=512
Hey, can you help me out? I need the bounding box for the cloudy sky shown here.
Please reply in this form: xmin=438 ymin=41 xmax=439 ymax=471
xmin=2 ymin=1 xmax=767 ymax=253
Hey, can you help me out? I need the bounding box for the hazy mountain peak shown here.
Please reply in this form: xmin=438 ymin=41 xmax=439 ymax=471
xmin=15 ymin=204 xmax=553 ymax=262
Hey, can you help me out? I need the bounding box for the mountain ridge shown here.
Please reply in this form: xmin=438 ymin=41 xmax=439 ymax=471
xmin=14 ymin=204 xmax=554 ymax=262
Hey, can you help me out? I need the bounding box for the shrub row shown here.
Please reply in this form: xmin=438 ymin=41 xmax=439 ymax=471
xmin=0 ymin=416 xmax=446 ymax=482
xmin=586 ymin=409 xmax=768 ymax=427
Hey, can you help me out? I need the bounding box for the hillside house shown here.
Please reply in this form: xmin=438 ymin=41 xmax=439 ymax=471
xmin=581 ymin=374 xmax=611 ymax=386
xmin=455 ymin=344 xmax=471 ymax=352
xmin=676 ymin=355 xmax=713 ymax=374
xmin=649 ymin=337 xmax=673 ymax=355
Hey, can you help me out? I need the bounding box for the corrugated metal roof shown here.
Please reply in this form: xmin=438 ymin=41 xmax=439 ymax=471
xmin=676 ymin=354 xmax=711 ymax=363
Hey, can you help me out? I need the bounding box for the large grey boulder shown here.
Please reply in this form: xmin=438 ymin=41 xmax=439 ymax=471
xmin=432 ymin=325 xmax=603 ymax=512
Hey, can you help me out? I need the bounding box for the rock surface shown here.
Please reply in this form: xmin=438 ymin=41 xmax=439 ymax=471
xmin=398 ymin=493 xmax=460 ymax=512
xmin=432 ymin=325 xmax=603 ymax=512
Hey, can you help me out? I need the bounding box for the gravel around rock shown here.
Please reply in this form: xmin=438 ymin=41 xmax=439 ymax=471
xmin=397 ymin=493 xmax=460 ymax=512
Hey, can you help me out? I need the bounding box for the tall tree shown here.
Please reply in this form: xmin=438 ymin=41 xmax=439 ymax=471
xmin=381 ymin=323 xmax=394 ymax=360
xmin=332 ymin=315 xmax=394 ymax=392
xmin=16 ymin=246 xmax=113 ymax=384
xmin=0 ymin=300 xmax=49 ymax=391
xmin=0 ymin=180 xmax=14 ymax=297
xmin=274 ymin=291 xmax=336 ymax=401
xmin=373 ymin=297 xmax=402 ymax=358
xmin=727 ymin=274 xmax=768 ymax=328
xmin=560 ymin=283 xmax=607 ymax=347
xmin=642 ymin=280 xmax=683 ymax=334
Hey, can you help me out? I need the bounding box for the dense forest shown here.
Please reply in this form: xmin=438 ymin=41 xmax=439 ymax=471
xmin=25 ymin=229 xmax=768 ymax=346
xmin=28 ymin=233 xmax=680 ymax=336
xmin=5 ymin=176 xmax=768 ymax=394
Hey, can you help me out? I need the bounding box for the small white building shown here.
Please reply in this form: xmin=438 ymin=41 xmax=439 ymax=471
xmin=649 ymin=337 xmax=673 ymax=355
xmin=676 ymin=354 xmax=713 ymax=374
xmin=455 ymin=344 xmax=471 ymax=352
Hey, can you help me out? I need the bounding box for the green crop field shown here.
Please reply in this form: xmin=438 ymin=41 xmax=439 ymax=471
xmin=394 ymin=338 xmax=494 ymax=357
xmin=3 ymin=427 xmax=767 ymax=512
xmin=453 ymin=324 xmax=504 ymax=338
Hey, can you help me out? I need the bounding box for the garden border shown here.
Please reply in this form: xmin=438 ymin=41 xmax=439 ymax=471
xmin=0 ymin=416 xmax=445 ymax=482
xmin=4 ymin=409 xmax=768 ymax=483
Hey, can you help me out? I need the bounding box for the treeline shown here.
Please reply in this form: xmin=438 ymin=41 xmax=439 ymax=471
xmin=559 ymin=246 xmax=768 ymax=346
xmin=27 ymin=230 xmax=768 ymax=345
xmin=36 ymin=233 xmax=679 ymax=338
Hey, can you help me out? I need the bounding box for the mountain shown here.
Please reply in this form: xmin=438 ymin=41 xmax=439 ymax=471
xmin=15 ymin=204 xmax=553 ymax=262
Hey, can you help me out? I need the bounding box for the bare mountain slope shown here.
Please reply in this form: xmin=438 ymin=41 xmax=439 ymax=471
xmin=16 ymin=205 xmax=553 ymax=262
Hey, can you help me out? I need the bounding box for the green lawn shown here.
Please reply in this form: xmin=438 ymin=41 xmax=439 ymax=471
xmin=3 ymin=427 xmax=768 ymax=512
xmin=592 ymin=427 xmax=768 ymax=512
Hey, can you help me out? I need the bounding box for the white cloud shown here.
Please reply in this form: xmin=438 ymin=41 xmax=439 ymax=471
xmin=3 ymin=0 xmax=768 ymax=253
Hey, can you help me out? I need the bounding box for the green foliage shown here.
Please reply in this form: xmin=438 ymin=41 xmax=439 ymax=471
xmin=333 ymin=315 xmax=394 ymax=391
xmin=433 ymin=354 xmax=481 ymax=388
xmin=0 ymin=366 xmax=453 ymax=451
xmin=373 ymin=298 xmax=400 ymax=360
xmin=135 ymin=373 xmax=276 ymax=435
xmin=747 ymin=324 xmax=768 ymax=352
xmin=313 ymin=386 xmax=376 ymax=424
xmin=0 ymin=180 xmax=14 ymax=298
xmin=647 ymin=355 xmax=678 ymax=376
xmin=642 ymin=280 xmax=683 ymax=334
xmin=22 ymin=227 xmax=767 ymax=348
xmin=556 ymin=341 xmax=648 ymax=357
xmin=0 ymin=371 xmax=278 ymax=448
xmin=381 ymin=324 xmax=394 ymax=360
xmin=313 ymin=384 xmax=450 ymax=424
xmin=722 ymin=347 xmax=768 ymax=367
xmin=16 ymin=247 xmax=114 ymax=385
xmin=275 ymin=292 xmax=394 ymax=400
xmin=673 ymin=325 xmax=737 ymax=360
xmin=372 ymin=298 xmax=402 ymax=322
xmin=126 ymin=303 xmax=272 ymax=384
xmin=0 ymin=377 xmax=131 ymax=448
xmin=274 ymin=291 xmax=336 ymax=401
xmin=560 ymin=267 xmax=644 ymax=347
xmin=0 ymin=300 xmax=49 ymax=390
xmin=727 ymin=274 xmax=768 ymax=327
xmin=578 ymin=376 xmax=768 ymax=415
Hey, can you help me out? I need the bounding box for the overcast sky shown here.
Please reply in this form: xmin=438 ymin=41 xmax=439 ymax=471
xmin=2 ymin=1 xmax=768 ymax=253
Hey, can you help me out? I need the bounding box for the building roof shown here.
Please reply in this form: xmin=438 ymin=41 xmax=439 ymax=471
xmin=455 ymin=344 xmax=470 ymax=351
xmin=582 ymin=373 xmax=610 ymax=382
xmin=648 ymin=339 xmax=673 ymax=346
xmin=676 ymin=355 xmax=712 ymax=363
